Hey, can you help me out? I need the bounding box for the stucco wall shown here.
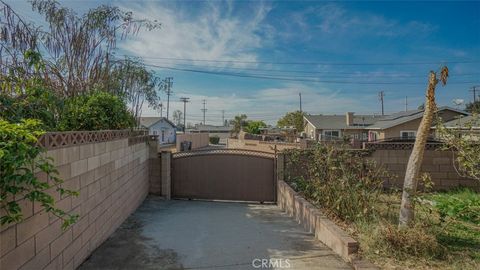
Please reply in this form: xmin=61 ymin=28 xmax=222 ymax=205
xmin=0 ymin=138 xmax=151 ymax=270
xmin=149 ymin=120 xmax=176 ymax=144
xmin=379 ymin=118 xmax=422 ymax=139
xmin=379 ymin=109 xmax=464 ymax=140
xmin=304 ymin=122 xmax=317 ymax=140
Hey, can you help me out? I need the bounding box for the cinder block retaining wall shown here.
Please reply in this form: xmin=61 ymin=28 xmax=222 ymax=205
xmin=277 ymin=181 xmax=358 ymax=259
xmin=276 ymin=154 xmax=377 ymax=269
xmin=1 ymin=138 xmax=153 ymax=270
xmin=276 ymin=181 xmax=378 ymax=269
xmin=369 ymin=149 xmax=480 ymax=191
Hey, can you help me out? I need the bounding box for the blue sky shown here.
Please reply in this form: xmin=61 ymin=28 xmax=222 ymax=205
xmin=8 ymin=0 xmax=480 ymax=125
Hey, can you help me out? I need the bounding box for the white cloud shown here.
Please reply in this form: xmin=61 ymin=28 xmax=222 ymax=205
xmin=118 ymin=1 xmax=272 ymax=67
xmin=286 ymin=3 xmax=435 ymax=39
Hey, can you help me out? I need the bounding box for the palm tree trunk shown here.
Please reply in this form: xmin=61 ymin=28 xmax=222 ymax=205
xmin=398 ymin=71 xmax=439 ymax=227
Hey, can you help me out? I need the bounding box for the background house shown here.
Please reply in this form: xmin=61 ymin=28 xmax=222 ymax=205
xmin=304 ymin=107 xmax=469 ymax=142
xmin=367 ymin=106 xmax=468 ymax=141
xmin=304 ymin=112 xmax=381 ymax=141
xmin=140 ymin=117 xmax=176 ymax=144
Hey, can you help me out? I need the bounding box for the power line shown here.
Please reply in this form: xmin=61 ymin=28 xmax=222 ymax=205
xmin=163 ymin=77 xmax=173 ymax=120
xmin=137 ymin=60 xmax=480 ymax=78
xmin=179 ymin=97 xmax=190 ymax=133
xmin=378 ymin=91 xmax=385 ymax=116
xmin=144 ymin=63 xmax=479 ymax=85
xmin=201 ymin=99 xmax=207 ymax=125
xmin=470 ymin=86 xmax=480 ymax=102
xmin=158 ymin=102 xmax=164 ymax=117
xmin=221 ymin=110 xmax=225 ymax=126
xmin=128 ymin=55 xmax=480 ymax=66
xmin=299 ymin=93 xmax=302 ymax=112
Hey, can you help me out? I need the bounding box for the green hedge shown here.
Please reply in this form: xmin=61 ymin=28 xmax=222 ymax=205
xmin=209 ymin=136 xmax=220 ymax=144
xmin=58 ymin=91 xmax=135 ymax=131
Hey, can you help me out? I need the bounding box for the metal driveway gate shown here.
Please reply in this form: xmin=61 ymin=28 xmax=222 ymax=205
xmin=171 ymin=149 xmax=276 ymax=202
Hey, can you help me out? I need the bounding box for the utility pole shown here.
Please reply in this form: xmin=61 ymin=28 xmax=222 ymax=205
xmin=299 ymin=93 xmax=302 ymax=112
xmin=378 ymin=91 xmax=385 ymax=116
xmin=470 ymin=86 xmax=479 ymax=102
xmin=179 ymin=97 xmax=190 ymax=133
xmin=221 ymin=110 xmax=225 ymax=126
xmin=158 ymin=103 xmax=164 ymax=117
xmin=405 ymin=96 xmax=408 ymax=112
xmin=201 ymin=99 xmax=207 ymax=125
xmin=164 ymin=77 xmax=173 ymax=120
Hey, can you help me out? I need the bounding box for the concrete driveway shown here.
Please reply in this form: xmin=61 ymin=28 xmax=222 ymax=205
xmin=79 ymin=197 xmax=351 ymax=270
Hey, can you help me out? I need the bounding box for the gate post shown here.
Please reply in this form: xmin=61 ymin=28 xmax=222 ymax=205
xmin=276 ymin=153 xmax=285 ymax=182
xmin=161 ymin=151 xmax=172 ymax=200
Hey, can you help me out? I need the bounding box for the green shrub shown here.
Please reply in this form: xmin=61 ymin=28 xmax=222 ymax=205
xmin=0 ymin=119 xmax=78 ymax=229
xmin=0 ymin=86 xmax=62 ymax=130
xmin=209 ymin=136 xmax=220 ymax=144
xmin=59 ymin=91 xmax=135 ymax=131
xmin=244 ymin=120 xmax=267 ymax=134
xmin=430 ymin=188 xmax=480 ymax=224
xmin=284 ymin=144 xmax=385 ymax=222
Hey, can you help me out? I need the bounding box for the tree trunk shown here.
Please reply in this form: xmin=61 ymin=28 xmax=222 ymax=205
xmin=398 ymin=71 xmax=439 ymax=227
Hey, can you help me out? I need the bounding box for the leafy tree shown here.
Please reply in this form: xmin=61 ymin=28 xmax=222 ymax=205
xmin=107 ymin=58 xmax=163 ymax=121
xmin=0 ymin=87 xmax=61 ymax=130
xmin=230 ymin=114 xmax=248 ymax=136
xmin=277 ymin=111 xmax=306 ymax=132
xmin=0 ymin=0 xmax=160 ymax=96
xmin=465 ymin=100 xmax=480 ymax=114
xmin=244 ymin=120 xmax=267 ymax=134
xmin=0 ymin=51 xmax=62 ymax=130
xmin=172 ymin=110 xmax=183 ymax=127
xmin=58 ymin=91 xmax=135 ymax=131
xmin=0 ymin=119 xmax=78 ymax=228
xmin=436 ymin=114 xmax=480 ymax=181
xmin=399 ymin=67 xmax=449 ymax=228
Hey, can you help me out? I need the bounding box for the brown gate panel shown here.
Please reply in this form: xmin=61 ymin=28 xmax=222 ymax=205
xmin=172 ymin=150 xmax=275 ymax=202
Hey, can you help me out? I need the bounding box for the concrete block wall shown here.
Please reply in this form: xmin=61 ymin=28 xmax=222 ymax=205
xmin=0 ymin=138 xmax=151 ymax=270
xmin=276 ymin=180 xmax=378 ymax=269
xmin=176 ymin=133 xmax=209 ymax=151
xmin=369 ymin=149 xmax=480 ymax=191
xmin=277 ymin=180 xmax=359 ymax=261
xmin=226 ymin=138 xmax=301 ymax=153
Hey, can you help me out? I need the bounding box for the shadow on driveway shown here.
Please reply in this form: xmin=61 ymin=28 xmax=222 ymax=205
xmin=79 ymin=196 xmax=351 ymax=270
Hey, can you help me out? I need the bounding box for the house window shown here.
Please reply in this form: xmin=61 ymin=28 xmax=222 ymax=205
xmin=161 ymin=130 xmax=165 ymax=142
xmin=368 ymin=131 xmax=379 ymax=141
xmin=153 ymin=130 xmax=157 ymax=135
xmin=400 ymin=131 xmax=416 ymax=139
xmin=323 ymin=130 xmax=340 ymax=140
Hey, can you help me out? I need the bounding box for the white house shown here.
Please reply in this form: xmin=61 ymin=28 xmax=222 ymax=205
xmin=139 ymin=117 xmax=177 ymax=144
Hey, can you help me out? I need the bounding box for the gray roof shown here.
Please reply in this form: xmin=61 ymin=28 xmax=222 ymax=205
xmin=369 ymin=106 xmax=468 ymax=129
xmin=304 ymin=114 xmax=382 ymax=130
xmin=441 ymin=115 xmax=480 ymax=128
xmin=189 ymin=124 xmax=231 ymax=132
xmin=139 ymin=117 xmax=176 ymax=128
